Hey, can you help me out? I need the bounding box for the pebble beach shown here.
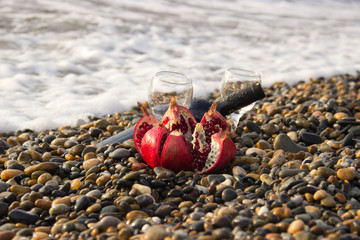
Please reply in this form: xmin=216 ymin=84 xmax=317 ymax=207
xmin=0 ymin=72 xmax=360 ymax=240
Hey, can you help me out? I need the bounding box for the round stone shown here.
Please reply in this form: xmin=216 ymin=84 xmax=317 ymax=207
xmin=86 ymin=203 xmax=102 ymax=214
xmin=221 ymin=188 xmax=238 ymax=202
xmin=35 ymin=199 xmax=52 ymax=210
xmin=9 ymin=209 xmax=39 ymax=224
xmin=317 ymin=167 xmax=336 ymax=178
xmin=155 ymin=205 xmax=173 ymax=218
xmin=83 ymin=158 xmax=101 ymax=171
xmin=75 ymin=195 xmax=91 ymax=212
xmin=320 ymin=196 xmax=336 ymax=208
xmin=10 ymin=185 xmax=30 ymax=196
xmin=135 ymin=194 xmax=154 ymax=207
xmin=144 ymin=225 xmax=166 ymax=240
xmin=92 ymin=216 xmax=121 ymax=230
xmin=109 ymin=148 xmax=130 ymax=160
xmin=1 ymin=169 xmax=23 ymax=181
xmin=268 ymin=151 xmax=286 ymax=166
xmin=126 ymin=210 xmax=150 ymax=221
xmin=132 ymin=184 xmax=151 ymax=195
xmin=38 ymin=173 xmax=52 ymax=185
xmin=313 ymin=189 xmax=328 ymax=201
xmin=287 ymin=219 xmax=305 ymax=235
xmin=49 ymin=203 xmax=70 ymax=216
xmin=0 ymin=231 xmax=15 ymax=240
xmin=271 ymin=207 xmax=291 ymax=219
xmin=337 ymin=168 xmax=356 ymax=181
xmin=24 ymin=162 xmax=58 ymax=175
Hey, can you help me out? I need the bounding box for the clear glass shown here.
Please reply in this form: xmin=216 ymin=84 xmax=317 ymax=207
xmin=220 ymin=68 xmax=262 ymax=128
xmin=148 ymin=71 xmax=193 ymax=120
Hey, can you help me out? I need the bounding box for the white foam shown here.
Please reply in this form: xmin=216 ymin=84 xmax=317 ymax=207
xmin=0 ymin=0 xmax=359 ymax=132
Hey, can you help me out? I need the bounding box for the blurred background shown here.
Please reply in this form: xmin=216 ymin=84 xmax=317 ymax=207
xmin=0 ymin=0 xmax=359 ymax=132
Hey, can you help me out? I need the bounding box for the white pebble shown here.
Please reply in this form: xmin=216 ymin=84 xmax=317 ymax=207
xmin=257 ymin=206 xmax=269 ymax=216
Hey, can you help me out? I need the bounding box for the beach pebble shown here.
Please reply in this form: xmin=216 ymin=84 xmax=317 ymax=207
xmin=49 ymin=203 xmax=70 ymax=216
xmin=221 ymin=188 xmax=237 ymax=202
xmin=0 ymin=231 xmax=15 ymax=240
xmin=288 ymin=219 xmax=305 ymax=235
xmin=268 ymin=151 xmax=286 ymax=166
xmin=83 ymin=158 xmax=101 ymax=170
xmin=299 ymin=131 xmax=323 ymax=145
xmin=109 ymin=148 xmax=131 ymax=160
xmin=144 ymin=225 xmax=166 ymax=240
xmin=9 ymin=209 xmax=39 ymax=224
xmin=321 ymin=196 xmax=336 ymax=208
xmin=274 ymin=133 xmax=307 ymax=153
xmin=1 ymin=169 xmax=23 ymax=180
xmin=126 ymin=210 xmax=150 ymax=221
xmin=337 ymin=167 xmax=356 ymax=181
xmin=313 ymin=189 xmax=328 ymax=201
xmin=24 ymin=162 xmax=58 ymax=175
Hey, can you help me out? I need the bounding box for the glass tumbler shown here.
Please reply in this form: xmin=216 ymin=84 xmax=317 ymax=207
xmin=220 ymin=68 xmax=262 ymax=128
xmin=148 ymin=71 xmax=193 ymax=120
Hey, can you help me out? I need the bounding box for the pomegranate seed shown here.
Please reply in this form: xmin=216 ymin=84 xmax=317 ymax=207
xmin=163 ymin=117 xmax=169 ymax=124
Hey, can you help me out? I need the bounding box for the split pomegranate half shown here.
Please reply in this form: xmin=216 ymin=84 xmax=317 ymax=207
xmin=134 ymin=98 xmax=236 ymax=174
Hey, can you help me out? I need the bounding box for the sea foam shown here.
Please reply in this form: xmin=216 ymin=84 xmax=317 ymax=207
xmin=0 ymin=0 xmax=359 ymax=132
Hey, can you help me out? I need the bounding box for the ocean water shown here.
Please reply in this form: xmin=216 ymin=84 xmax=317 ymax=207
xmin=0 ymin=0 xmax=359 ymax=133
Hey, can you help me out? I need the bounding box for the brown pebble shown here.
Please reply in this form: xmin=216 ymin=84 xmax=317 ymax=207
xmin=35 ymin=199 xmax=52 ymax=210
xmin=32 ymin=232 xmax=49 ymax=240
xmin=35 ymin=226 xmax=51 ymax=233
xmin=42 ymin=152 xmax=52 ymax=162
xmin=268 ymin=151 xmax=286 ymax=166
xmin=287 ymin=219 xmax=305 ymax=235
xmin=317 ymin=166 xmax=336 ymax=178
xmin=304 ymin=193 xmax=314 ymax=202
xmin=86 ymin=203 xmax=102 ymax=214
xmin=96 ymin=175 xmax=111 ymax=186
xmin=70 ymin=178 xmax=82 ymax=190
xmin=1 ymin=169 xmax=23 ymax=180
xmin=305 ymin=205 xmax=321 ymax=218
xmin=10 ymin=185 xmax=30 ymax=195
xmin=337 ymin=167 xmax=356 ymax=181
xmin=256 ymin=139 xmax=272 ymax=150
xmin=310 ymin=225 xmax=324 ymax=236
xmin=24 ymin=162 xmax=58 ymax=175
xmin=335 ymin=192 xmax=347 ymax=204
xmin=38 ymin=173 xmax=52 ymax=185
xmin=126 ymin=210 xmax=150 ymax=221
xmin=132 ymin=162 xmax=148 ymax=171
xmin=321 ymin=196 xmax=336 ymax=208
xmin=65 ymin=154 xmax=75 ymax=161
xmin=262 ymin=223 xmax=277 ymax=233
xmin=271 ymin=207 xmax=291 ymax=219
xmin=0 ymin=231 xmax=16 ymax=240
xmin=313 ymin=189 xmax=328 ymax=201
xmin=334 ymin=112 xmax=348 ymax=120
xmin=52 ymin=196 xmax=71 ymax=206
xmin=233 ymin=156 xmax=260 ymax=165
xmin=144 ymin=225 xmax=166 ymax=240
xmin=84 ymin=152 xmax=97 ymax=161
xmin=265 ymin=233 xmax=282 ymax=240
xmin=83 ymin=158 xmax=101 ymax=170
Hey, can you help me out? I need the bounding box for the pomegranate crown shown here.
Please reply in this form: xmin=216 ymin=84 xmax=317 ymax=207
xmin=165 ymin=97 xmax=181 ymax=123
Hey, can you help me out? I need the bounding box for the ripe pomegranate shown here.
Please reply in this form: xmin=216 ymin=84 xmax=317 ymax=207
xmin=134 ymin=98 xmax=236 ymax=174
xmin=161 ymin=97 xmax=197 ymax=141
xmin=133 ymin=103 xmax=159 ymax=155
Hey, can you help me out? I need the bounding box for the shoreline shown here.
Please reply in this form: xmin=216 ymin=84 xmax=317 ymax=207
xmin=0 ymin=72 xmax=360 ymax=239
